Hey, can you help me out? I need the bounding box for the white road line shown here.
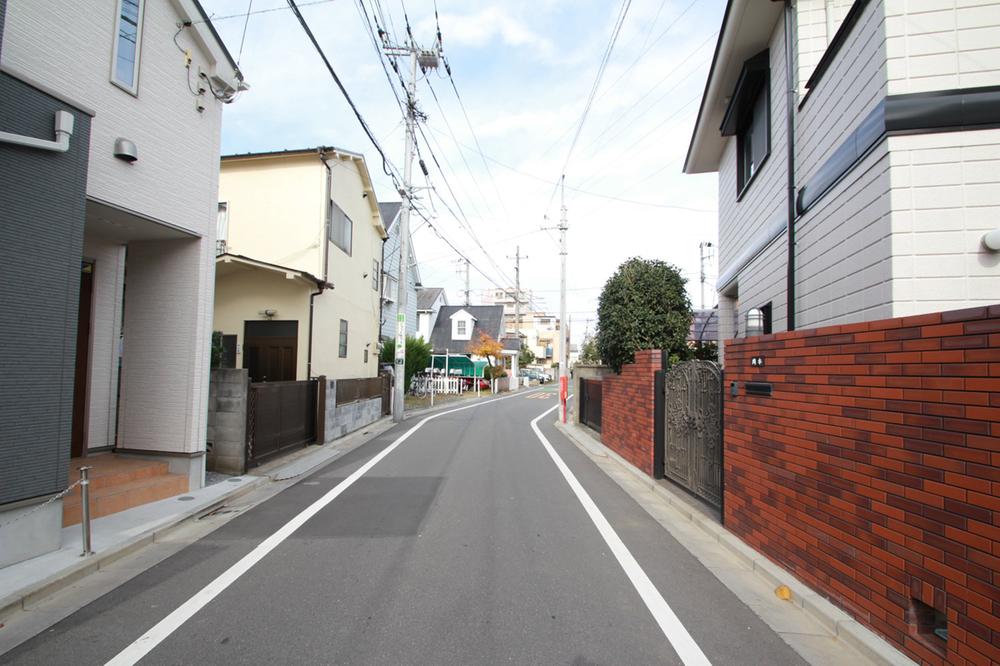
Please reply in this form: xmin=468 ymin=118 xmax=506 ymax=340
xmin=105 ymin=390 xmax=535 ymax=666
xmin=530 ymin=405 xmax=712 ymax=666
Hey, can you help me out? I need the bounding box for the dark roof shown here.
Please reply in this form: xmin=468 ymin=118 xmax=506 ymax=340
xmin=428 ymin=305 xmax=505 ymax=353
xmin=378 ymin=201 xmax=402 ymax=231
xmin=689 ymin=308 xmax=719 ymax=343
xmin=192 ymin=0 xmax=241 ymax=76
xmin=416 ymin=287 xmax=444 ymax=311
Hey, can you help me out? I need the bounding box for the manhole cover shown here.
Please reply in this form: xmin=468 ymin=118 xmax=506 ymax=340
xmin=177 ymin=496 xmax=195 ymax=501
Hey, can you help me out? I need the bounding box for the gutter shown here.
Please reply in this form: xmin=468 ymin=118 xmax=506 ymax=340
xmin=0 ymin=110 xmax=74 ymax=153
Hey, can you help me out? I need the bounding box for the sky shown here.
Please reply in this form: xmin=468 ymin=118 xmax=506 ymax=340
xmin=201 ymin=0 xmax=727 ymax=345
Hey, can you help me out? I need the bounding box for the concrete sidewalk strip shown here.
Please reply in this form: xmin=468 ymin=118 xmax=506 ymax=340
xmin=554 ymin=420 xmax=916 ymax=666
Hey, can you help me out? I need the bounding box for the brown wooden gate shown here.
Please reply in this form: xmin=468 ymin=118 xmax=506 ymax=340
xmin=579 ymin=378 xmax=603 ymax=432
xmin=659 ymin=361 xmax=722 ymax=509
xmin=246 ymin=379 xmax=317 ymax=468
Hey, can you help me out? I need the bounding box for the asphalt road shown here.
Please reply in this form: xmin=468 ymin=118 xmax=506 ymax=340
xmin=2 ymin=387 xmax=806 ymax=665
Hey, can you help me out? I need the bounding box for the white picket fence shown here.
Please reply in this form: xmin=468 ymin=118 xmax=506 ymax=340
xmin=412 ymin=375 xmax=464 ymax=395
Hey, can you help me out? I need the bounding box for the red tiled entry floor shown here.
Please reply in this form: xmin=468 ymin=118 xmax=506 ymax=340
xmin=63 ymin=454 xmax=189 ymax=527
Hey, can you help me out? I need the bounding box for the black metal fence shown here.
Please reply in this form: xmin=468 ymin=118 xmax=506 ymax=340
xmin=246 ymin=380 xmax=317 ymax=468
xmin=579 ymin=378 xmax=603 ymax=433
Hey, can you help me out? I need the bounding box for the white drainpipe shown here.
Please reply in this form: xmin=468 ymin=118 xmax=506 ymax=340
xmin=0 ymin=110 xmax=75 ymax=152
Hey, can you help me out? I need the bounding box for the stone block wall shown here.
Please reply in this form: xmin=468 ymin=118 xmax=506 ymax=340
xmin=323 ymin=378 xmax=383 ymax=443
xmin=206 ymin=368 xmax=248 ymax=475
xmin=724 ymin=305 xmax=1000 ymax=665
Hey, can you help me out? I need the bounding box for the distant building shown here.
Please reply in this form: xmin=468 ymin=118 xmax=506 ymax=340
xmin=378 ymin=201 xmax=419 ymax=342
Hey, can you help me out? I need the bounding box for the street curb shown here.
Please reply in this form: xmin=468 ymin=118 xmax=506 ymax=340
xmin=0 ymin=474 xmax=267 ymax=622
xmin=553 ymin=420 xmax=915 ymax=666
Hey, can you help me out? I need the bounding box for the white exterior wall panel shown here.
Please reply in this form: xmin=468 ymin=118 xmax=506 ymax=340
xmin=884 ymin=0 xmax=1000 ymax=94
xmin=81 ymin=237 xmax=126 ymax=451
xmin=888 ymin=128 xmax=1000 ymax=317
xmin=1 ymin=0 xmax=225 ymax=238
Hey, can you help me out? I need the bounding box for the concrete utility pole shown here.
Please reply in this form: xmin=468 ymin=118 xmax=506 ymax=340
xmin=699 ymin=241 xmax=713 ymax=310
xmin=464 ymin=259 xmax=470 ymax=306
xmin=385 ymin=40 xmax=439 ymax=423
xmin=508 ymin=246 xmax=527 ymax=342
xmin=559 ymin=176 xmax=569 ymax=423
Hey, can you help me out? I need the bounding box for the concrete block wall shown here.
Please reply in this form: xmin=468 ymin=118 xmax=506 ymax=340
xmin=599 ymin=350 xmax=661 ymax=476
xmin=724 ymin=305 xmax=1000 ymax=665
xmin=323 ymin=378 xmax=383 ymax=443
xmin=207 ymin=369 xmax=248 ymax=475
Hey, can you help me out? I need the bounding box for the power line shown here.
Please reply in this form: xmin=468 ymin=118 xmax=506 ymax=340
xmin=196 ymin=0 xmax=336 ymax=24
xmin=286 ymin=0 xmax=403 ymax=187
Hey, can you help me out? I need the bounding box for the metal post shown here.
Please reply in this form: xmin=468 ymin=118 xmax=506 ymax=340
xmin=559 ymin=176 xmax=569 ymax=423
xmin=445 ymin=348 xmax=450 ymax=395
xmin=79 ymin=466 xmax=94 ymax=556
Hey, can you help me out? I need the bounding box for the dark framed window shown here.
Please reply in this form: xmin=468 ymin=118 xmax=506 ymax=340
xmin=720 ymin=49 xmax=771 ymax=197
xmin=328 ymin=202 xmax=353 ymax=255
xmin=338 ymin=319 xmax=348 ymax=358
xmin=111 ymin=0 xmax=144 ymax=94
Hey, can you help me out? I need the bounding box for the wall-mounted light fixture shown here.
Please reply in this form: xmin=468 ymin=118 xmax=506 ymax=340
xmin=258 ymin=309 xmax=277 ymax=319
xmin=746 ymin=308 xmax=765 ymax=337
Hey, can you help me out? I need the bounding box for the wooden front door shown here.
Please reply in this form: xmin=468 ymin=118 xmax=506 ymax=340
xmin=243 ymin=320 xmax=298 ymax=382
xmin=71 ymin=261 xmax=94 ymax=458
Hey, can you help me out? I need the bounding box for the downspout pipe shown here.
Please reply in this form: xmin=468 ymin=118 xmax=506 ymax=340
xmin=784 ymin=1 xmax=797 ymax=331
xmin=309 ymin=150 xmax=335 ymax=378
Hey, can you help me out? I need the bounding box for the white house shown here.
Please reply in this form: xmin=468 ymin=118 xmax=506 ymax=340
xmin=415 ymin=286 xmax=448 ymax=342
xmin=684 ymin=0 xmax=1000 ymax=359
xmin=0 ymin=0 xmax=242 ymax=565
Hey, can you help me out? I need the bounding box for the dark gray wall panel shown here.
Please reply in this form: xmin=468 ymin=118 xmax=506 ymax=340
xmin=0 ymin=73 xmax=91 ymax=504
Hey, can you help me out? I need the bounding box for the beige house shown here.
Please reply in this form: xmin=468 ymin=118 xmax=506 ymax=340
xmin=215 ymin=147 xmax=387 ymax=381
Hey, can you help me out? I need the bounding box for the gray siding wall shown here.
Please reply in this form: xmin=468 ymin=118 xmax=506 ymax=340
xmin=0 ymin=73 xmax=91 ymax=505
xmin=380 ymin=221 xmax=418 ymax=340
xmin=794 ymin=0 xmax=893 ymax=328
xmin=717 ymin=17 xmax=790 ymax=333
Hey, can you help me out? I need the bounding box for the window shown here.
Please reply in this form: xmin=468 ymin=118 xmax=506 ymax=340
xmin=111 ymin=0 xmax=144 ymax=93
xmin=737 ymin=88 xmax=770 ymax=194
xmin=719 ymin=49 xmax=770 ymax=196
xmin=372 ymin=260 xmax=380 ymax=291
xmin=382 ymin=274 xmax=398 ymax=302
xmin=338 ymin=319 xmax=348 ymax=358
xmin=328 ymin=201 xmax=353 ymax=255
xmin=216 ymin=202 xmax=229 ymax=255
xmin=457 ymin=320 xmax=467 ymax=336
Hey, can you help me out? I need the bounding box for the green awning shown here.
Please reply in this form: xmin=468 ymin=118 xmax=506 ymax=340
xmin=431 ymin=354 xmax=488 ymax=377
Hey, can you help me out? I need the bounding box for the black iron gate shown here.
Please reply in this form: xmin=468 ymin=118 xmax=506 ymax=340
xmin=660 ymin=361 xmax=722 ymax=509
xmin=579 ymin=378 xmax=603 ymax=432
xmin=246 ymin=379 xmax=318 ymax=468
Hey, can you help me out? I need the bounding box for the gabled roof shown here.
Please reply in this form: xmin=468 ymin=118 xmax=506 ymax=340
xmin=378 ymin=202 xmax=402 ymax=232
xmin=428 ymin=305 xmax=505 ymax=353
xmin=683 ymin=0 xmax=782 ymax=174
xmin=415 ymin=287 xmax=445 ymax=311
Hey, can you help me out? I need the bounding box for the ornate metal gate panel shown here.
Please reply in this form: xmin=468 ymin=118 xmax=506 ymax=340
xmin=663 ymin=361 xmax=722 ymax=509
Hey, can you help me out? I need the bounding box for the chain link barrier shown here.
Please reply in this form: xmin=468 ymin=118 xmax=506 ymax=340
xmin=0 ymin=478 xmax=81 ymax=529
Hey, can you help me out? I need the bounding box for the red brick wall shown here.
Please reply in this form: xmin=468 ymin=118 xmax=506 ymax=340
xmin=600 ymin=350 xmax=661 ymax=476
xmin=724 ymin=306 xmax=1000 ymax=666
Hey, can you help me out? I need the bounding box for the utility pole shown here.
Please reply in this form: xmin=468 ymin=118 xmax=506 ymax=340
xmin=699 ymin=241 xmax=713 ymax=310
xmin=508 ymin=246 xmax=527 ymax=341
xmin=464 ymin=259 xmax=470 ymax=306
xmin=559 ymin=176 xmax=569 ymax=423
xmin=385 ymin=38 xmax=439 ymax=423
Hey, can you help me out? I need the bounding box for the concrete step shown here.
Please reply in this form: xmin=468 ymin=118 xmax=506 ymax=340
xmin=62 ymin=472 xmax=189 ymax=527
xmin=66 ymin=457 xmax=171 ymax=492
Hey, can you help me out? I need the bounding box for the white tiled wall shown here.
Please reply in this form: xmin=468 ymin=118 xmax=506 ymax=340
xmin=888 ymin=128 xmax=1000 ymax=316
xmin=885 ymin=0 xmax=1000 ymax=94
